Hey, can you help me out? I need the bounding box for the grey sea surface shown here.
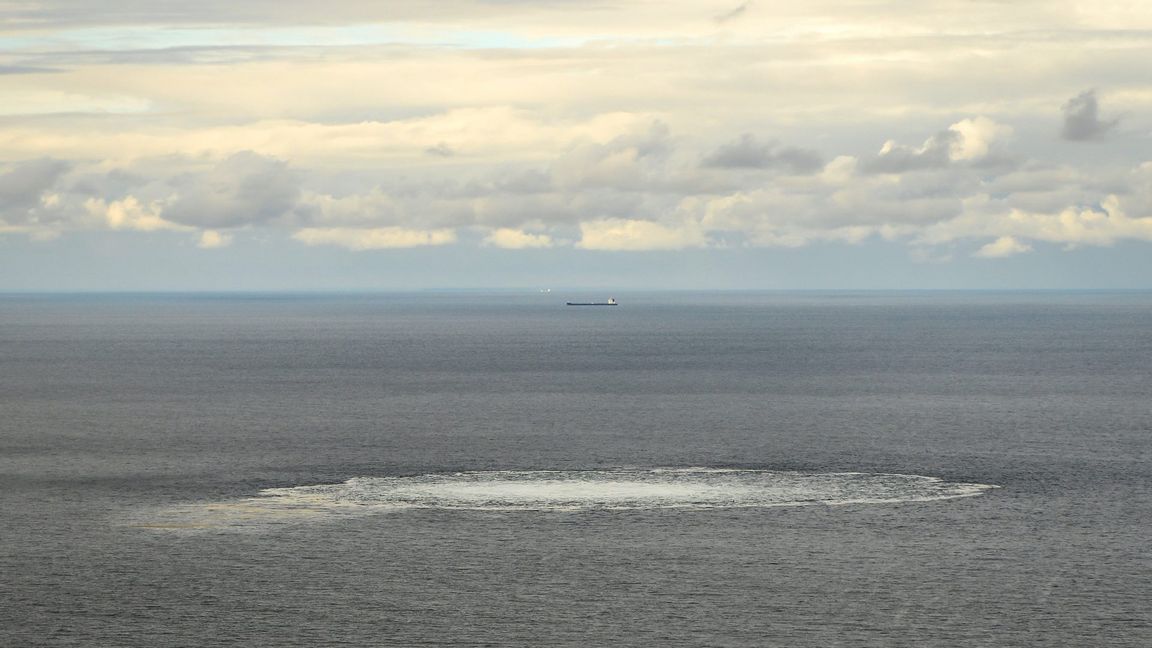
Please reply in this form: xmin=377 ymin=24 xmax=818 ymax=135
xmin=1 ymin=291 xmax=1150 ymax=647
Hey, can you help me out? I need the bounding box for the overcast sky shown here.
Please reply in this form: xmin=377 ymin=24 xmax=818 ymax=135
xmin=2 ymin=0 xmax=1152 ymax=290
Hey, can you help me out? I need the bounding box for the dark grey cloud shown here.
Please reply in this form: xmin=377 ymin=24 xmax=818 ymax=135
xmin=0 ymin=159 xmax=70 ymax=223
xmin=702 ymin=134 xmax=824 ymax=174
xmin=424 ymin=142 xmax=455 ymax=157
xmin=860 ymin=130 xmax=958 ymax=174
xmin=1061 ymin=89 xmax=1118 ymax=141
xmin=715 ymin=2 xmax=750 ymax=23
xmin=494 ymin=168 xmax=552 ymax=194
xmin=454 ymin=168 xmax=555 ymax=197
xmin=0 ymin=64 xmax=61 ymax=74
xmin=66 ymin=168 xmax=149 ymax=199
xmin=968 ymin=153 xmax=1020 ymax=172
xmin=162 ymin=152 xmax=301 ymax=228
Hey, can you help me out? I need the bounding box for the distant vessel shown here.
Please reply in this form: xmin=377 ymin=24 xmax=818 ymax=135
xmin=567 ymin=297 xmax=618 ymax=306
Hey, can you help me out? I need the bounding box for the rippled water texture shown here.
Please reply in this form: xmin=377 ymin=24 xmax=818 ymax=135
xmin=7 ymin=293 xmax=1151 ymax=647
xmin=137 ymin=468 xmax=998 ymax=529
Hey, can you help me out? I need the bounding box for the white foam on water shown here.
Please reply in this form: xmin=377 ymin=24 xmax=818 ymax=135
xmin=133 ymin=468 xmax=998 ymax=531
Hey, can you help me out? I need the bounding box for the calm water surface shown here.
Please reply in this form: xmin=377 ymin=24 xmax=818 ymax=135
xmin=1 ymin=292 xmax=1150 ymax=646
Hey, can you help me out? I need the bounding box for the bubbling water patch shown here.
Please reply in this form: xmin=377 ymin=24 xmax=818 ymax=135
xmin=135 ymin=468 xmax=998 ymax=530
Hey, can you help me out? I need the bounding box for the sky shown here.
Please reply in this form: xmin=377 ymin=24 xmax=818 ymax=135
xmin=2 ymin=0 xmax=1152 ymax=290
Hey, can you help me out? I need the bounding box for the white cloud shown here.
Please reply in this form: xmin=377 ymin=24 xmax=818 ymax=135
xmin=1003 ymin=199 xmax=1152 ymax=247
xmin=197 ymin=230 xmax=233 ymax=248
xmin=922 ymin=194 xmax=1152 ymax=249
xmin=482 ymin=228 xmax=554 ymax=249
xmin=0 ymin=109 xmax=655 ymax=165
xmin=0 ymin=87 xmax=151 ymax=117
xmin=861 ymin=117 xmax=1010 ymax=174
xmin=947 ymin=116 xmax=1012 ymax=161
xmin=292 ymin=227 xmax=457 ymax=250
xmin=974 ymin=236 xmax=1033 ymax=258
xmin=86 ymin=196 xmax=183 ymax=232
xmin=577 ymin=219 xmax=707 ymax=251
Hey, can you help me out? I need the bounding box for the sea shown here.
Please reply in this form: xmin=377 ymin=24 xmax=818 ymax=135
xmin=1 ymin=291 xmax=1149 ymax=647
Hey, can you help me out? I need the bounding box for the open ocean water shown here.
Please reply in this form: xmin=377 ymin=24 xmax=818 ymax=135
xmin=1 ymin=291 xmax=1150 ymax=647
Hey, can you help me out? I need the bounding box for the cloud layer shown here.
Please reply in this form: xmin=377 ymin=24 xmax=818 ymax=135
xmin=1 ymin=1 xmax=1151 ymax=265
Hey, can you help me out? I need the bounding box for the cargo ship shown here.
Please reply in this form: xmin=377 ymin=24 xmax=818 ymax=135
xmin=566 ymin=297 xmax=618 ymax=306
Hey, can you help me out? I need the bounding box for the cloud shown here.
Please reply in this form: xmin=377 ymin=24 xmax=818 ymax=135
xmin=0 ymin=158 xmax=78 ymax=239
xmin=861 ymin=130 xmax=960 ymax=174
xmin=482 ymin=228 xmax=554 ymax=249
xmin=425 ymin=143 xmax=455 ymax=157
xmin=86 ymin=196 xmax=182 ymax=232
xmin=4 ymin=114 xmax=1152 ymax=262
xmin=2 ymin=0 xmax=1152 ymax=284
xmin=917 ymin=192 xmax=1152 ymax=250
xmin=702 ymin=134 xmax=824 ymax=174
xmin=0 ymin=1 xmax=606 ymax=30
xmin=1061 ymin=89 xmax=1118 ymax=141
xmin=292 ymin=226 xmax=457 ymax=250
xmin=861 ymin=117 xmax=1011 ymax=174
xmin=974 ymin=236 xmax=1032 ymax=258
xmin=715 ymin=2 xmax=751 ymax=23
xmin=0 ymin=65 xmax=60 ymax=75
xmin=0 ymin=109 xmax=655 ymax=166
xmin=162 ymin=152 xmax=300 ymax=228
xmin=577 ymin=219 xmax=707 ymax=251
xmin=1003 ymin=200 xmax=1152 ymax=247
xmin=197 ymin=230 xmax=233 ymax=248
xmin=301 ymin=189 xmax=404 ymax=227
xmin=947 ymin=117 xmax=1012 ymax=161
xmin=10 ymin=0 xmax=1135 ymax=40
xmin=0 ymin=159 xmax=71 ymax=220
xmin=552 ymin=122 xmax=673 ymax=191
